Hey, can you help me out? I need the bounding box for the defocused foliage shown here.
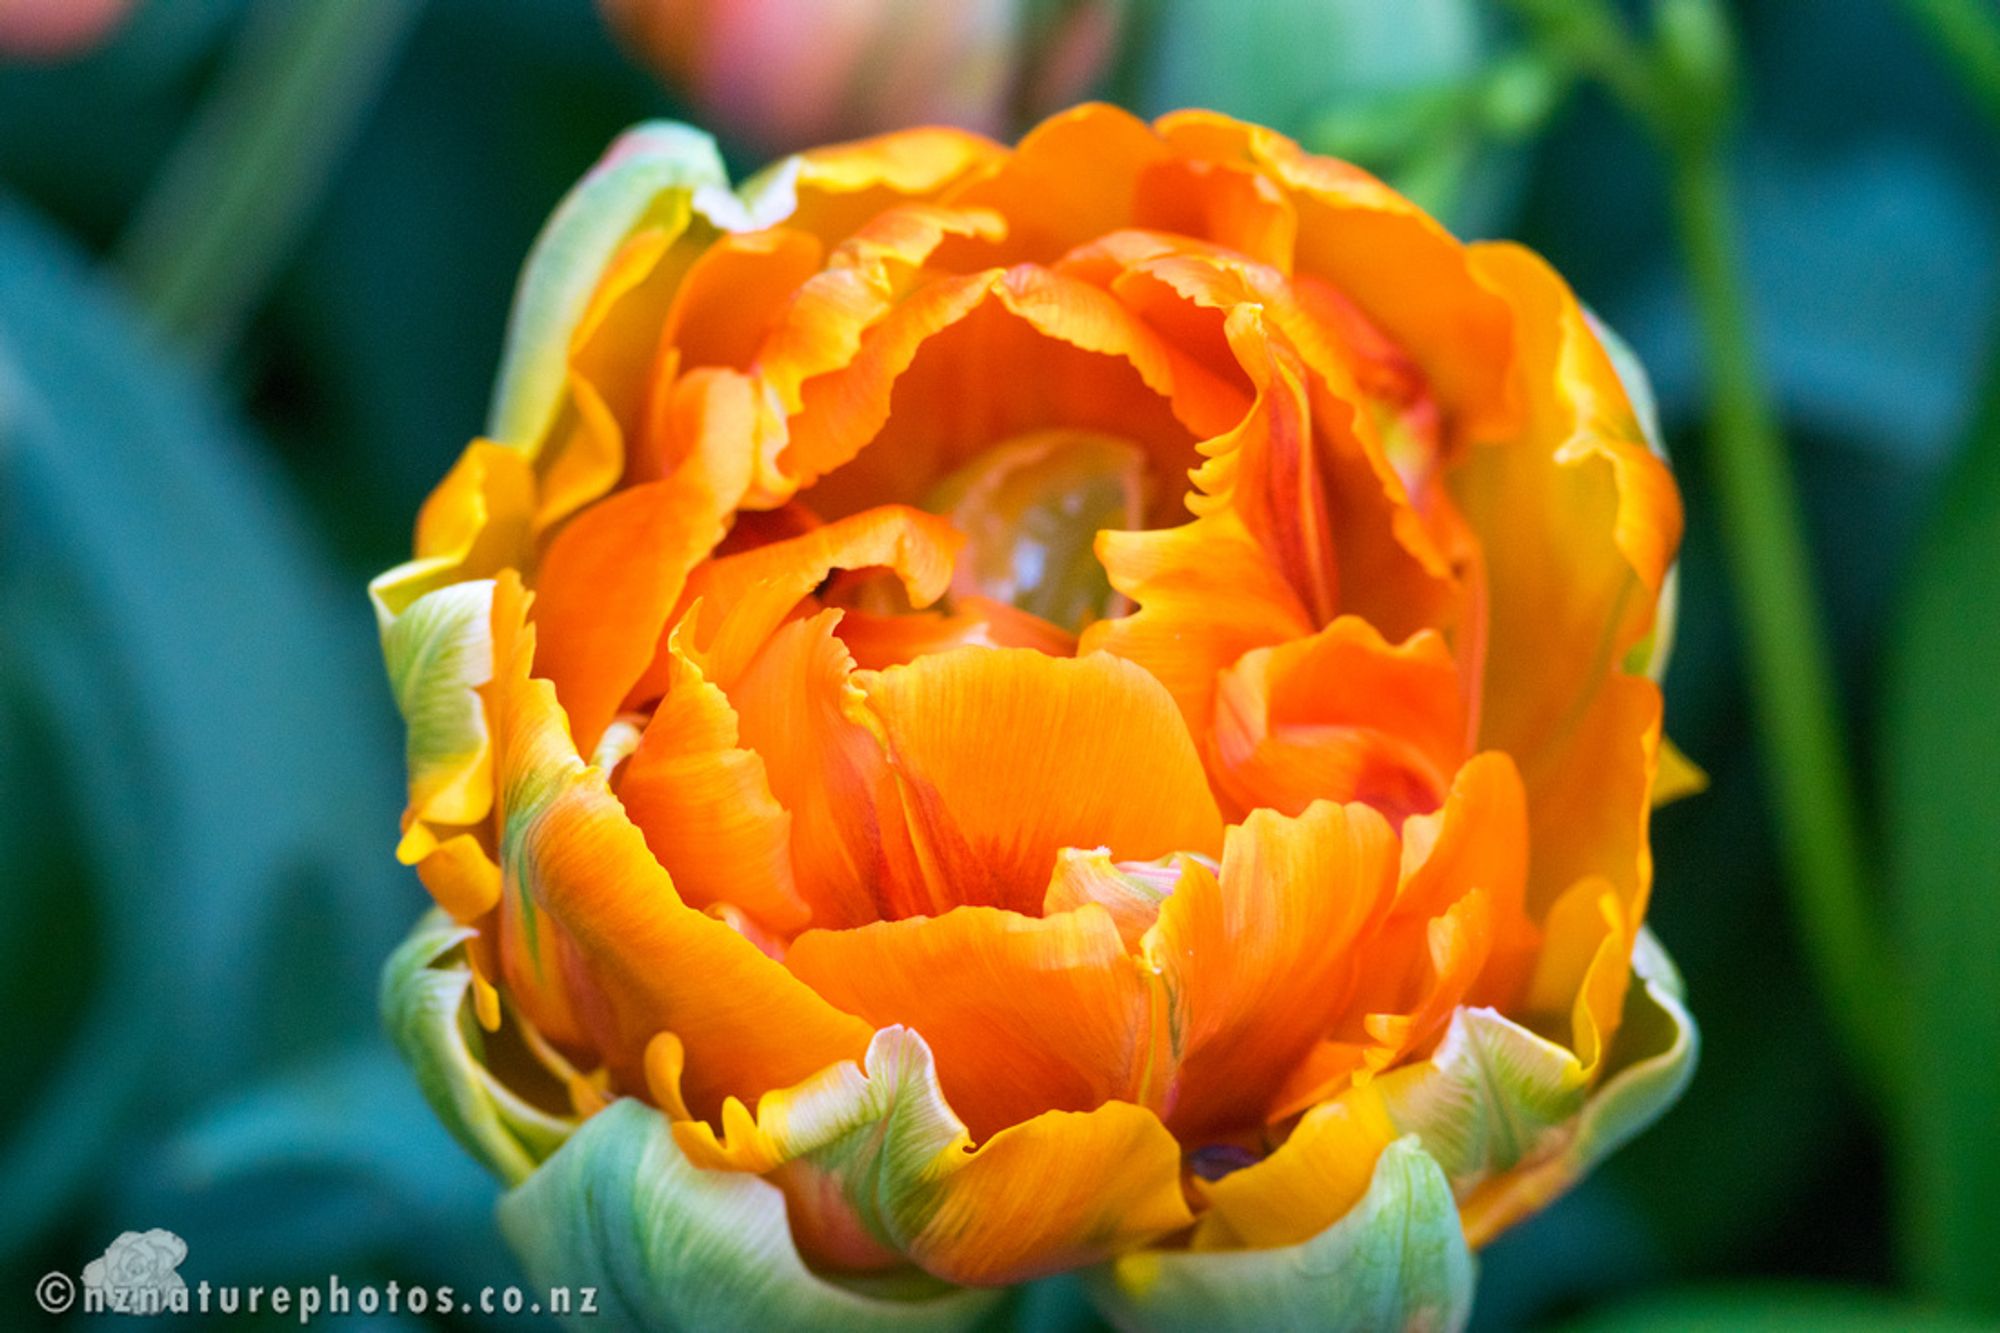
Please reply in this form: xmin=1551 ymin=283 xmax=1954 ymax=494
xmin=1 ymin=0 xmax=1996 ymax=1328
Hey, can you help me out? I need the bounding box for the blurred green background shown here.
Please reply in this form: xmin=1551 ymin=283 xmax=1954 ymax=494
xmin=2 ymin=0 xmax=1997 ymax=1329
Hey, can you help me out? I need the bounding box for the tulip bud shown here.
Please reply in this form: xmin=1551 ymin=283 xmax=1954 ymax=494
xmin=0 ymin=0 xmax=132 ymax=60
xmin=376 ymin=106 xmax=1698 ymax=1332
xmin=597 ymin=0 xmax=1122 ymax=154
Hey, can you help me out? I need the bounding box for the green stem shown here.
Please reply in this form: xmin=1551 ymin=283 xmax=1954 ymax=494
xmin=1901 ymin=0 xmax=2000 ymax=129
xmin=115 ymin=0 xmax=425 ymax=362
xmin=1665 ymin=140 xmax=1904 ymax=1089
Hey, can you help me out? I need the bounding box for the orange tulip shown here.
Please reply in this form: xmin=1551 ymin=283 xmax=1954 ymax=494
xmin=377 ymin=106 xmax=1696 ymax=1329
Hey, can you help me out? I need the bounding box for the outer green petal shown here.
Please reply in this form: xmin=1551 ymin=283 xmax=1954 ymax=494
xmin=379 ymin=911 xmax=573 ymax=1186
xmin=675 ymin=1026 xmax=1194 ymax=1287
xmin=1563 ymin=928 xmax=1698 ymax=1169
xmin=1385 ymin=929 xmax=1697 ymax=1240
xmin=485 ymin=121 xmax=730 ymax=452
xmin=1084 ymin=1137 xmax=1474 ymax=1333
xmin=1374 ymin=1007 xmax=1589 ymax=1188
xmin=383 ymin=579 xmax=495 ymax=828
xmin=497 ymin=1097 xmax=1004 ymax=1333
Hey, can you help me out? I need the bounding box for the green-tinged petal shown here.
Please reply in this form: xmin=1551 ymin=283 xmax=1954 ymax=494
xmin=383 ymin=579 xmax=495 ymax=831
xmin=486 ymin=121 xmax=731 ymax=452
xmin=379 ymin=911 xmax=574 ymax=1186
xmin=1084 ymin=1136 xmax=1474 ymax=1333
xmin=498 ymin=1097 xmax=1003 ymax=1333
xmin=1422 ymin=929 xmax=1698 ymax=1246
xmin=673 ymin=1026 xmax=1194 ymax=1286
xmin=1374 ymin=1006 xmax=1589 ymax=1190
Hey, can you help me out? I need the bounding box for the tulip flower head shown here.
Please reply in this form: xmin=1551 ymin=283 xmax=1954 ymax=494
xmin=376 ymin=106 xmax=1697 ymax=1331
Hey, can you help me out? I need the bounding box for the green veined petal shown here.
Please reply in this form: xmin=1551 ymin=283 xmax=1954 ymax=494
xmin=1374 ymin=1006 xmax=1590 ymax=1188
xmin=382 ymin=578 xmax=496 ymax=829
xmin=1084 ymin=1136 xmax=1475 ymax=1333
xmin=1393 ymin=929 xmax=1697 ymax=1244
xmin=379 ymin=911 xmax=575 ymax=1186
xmin=675 ymin=1026 xmax=1193 ymax=1286
xmin=498 ymin=1097 xmax=1003 ymax=1333
xmin=485 ymin=121 xmax=730 ymax=453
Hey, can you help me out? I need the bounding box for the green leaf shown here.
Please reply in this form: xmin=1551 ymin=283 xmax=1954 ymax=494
xmin=113 ymin=0 xmax=426 ymax=359
xmin=497 ymin=1098 xmax=1004 ymax=1333
xmin=380 ymin=911 xmax=574 ymax=1186
xmin=1884 ymin=379 xmax=2000 ymax=1312
xmin=0 ymin=195 xmax=413 ymax=1252
xmin=126 ymin=1044 xmax=511 ymax=1286
xmin=1561 ymin=1285 xmax=1999 ymax=1332
xmin=1083 ymin=1137 xmax=1474 ymax=1333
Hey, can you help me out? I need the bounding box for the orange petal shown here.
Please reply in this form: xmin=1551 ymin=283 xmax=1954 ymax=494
xmin=1187 ymin=310 xmax=1340 ymax=624
xmin=1157 ymin=110 xmax=1519 ymax=444
xmin=731 ymin=609 xmax=908 ymax=929
xmin=1134 ymin=153 xmax=1298 ymax=272
xmin=409 ymin=829 xmax=503 ymax=923
xmin=1521 ymin=673 xmax=1663 ymax=923
xmin=1083 ymin=508 xmax=1314 ymax=732
xmin=785 ymin=904 xmax=1155 ymax=1138
xmin=778 ymin=268 xmax=1004 ymax=492
xmin=529 ymin=476 xmax=732 ymax=755
xmin=903 ymin=1098 xmax=1190 ymax=1284
xmin=1453 ymin=243 xmax=1679 ymax=916
xmin=784 ymin=126 xmax=1008 ymax=244
xmin=759 ymin=203 xmax=1008 ymax=415
xmin=659 ymin=226 xmax=825 ymax=374
xmin=1148 ymin=799 xmax=1401 ymax=1139
xmin=1189 ymin=271 xmax=1458 ymax=638
xmin=855 ymin=647 xmax=1225 ymax=918
xmin=1267 ymin=754 xmax=1532 ymax=1118
xmin=834 ymin=595 xmax=1078 ymax=670
xmin=680 ymin=504 xmax=963 ymax=686
xmin=615 ymin=621 xmax=811 ymax=935
xmin=488 ymin=574 xmax=872 ymax=1115
xmin=796 ymin=277 xmax=1206 ymax=527
xmin=1400 ymin=751 xmax=1537 ymax=1006
xmin=937 ymin=102 xmax=1170 ymax=267
xmin=1211 ymin=617 xmax=1467 ymax=822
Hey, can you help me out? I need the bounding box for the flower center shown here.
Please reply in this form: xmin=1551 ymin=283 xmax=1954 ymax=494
xmin=922 ymin=428 xmax=1153 ymax=635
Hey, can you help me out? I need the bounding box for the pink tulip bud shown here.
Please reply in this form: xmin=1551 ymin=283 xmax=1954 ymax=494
xmin=599 ymin=0 xmax=1123 ymax=154
xmin=0 ymin=0 xmax=133 ymax=60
